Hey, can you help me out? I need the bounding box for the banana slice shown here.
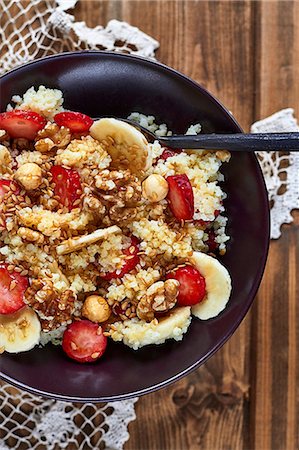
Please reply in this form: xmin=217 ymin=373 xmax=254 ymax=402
xmin=56 ymin=225 xmax=121 ymax=255
xmin=190 ymin=252 xmax=232 ymax=320
xmin=0 ymin=306 xmax=41 ymax=353
xmin=90 ymin=118 xmax=152 ymax=174
xmin=109 ymin=306 xmax=191 ymax=349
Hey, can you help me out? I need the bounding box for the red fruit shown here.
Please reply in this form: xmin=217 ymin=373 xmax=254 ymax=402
xmin=206 ymin=230 xmax=218 ymax=252
xmin=0 ymin=180 xmax=20 ymax=200
xmin=62 ymin=320 xmax=107 ymax=363
xmin=160 ymin=148 xmax=181 ymax=160
xmin=54 ymin=111 xmax=93 ymax=133
xmin=51 ymin=166 xmax=82 ymax=211
xmin=166 ymin=174 xmax=194 ymax=220
xmin=0 ymin=110 xmax=46 ymax=140
xmin=166 ymin=265 xmax=206 ymax=306
xmin=100 ymin=236 xmax=140 ymax=280
xmin=0 ymin=263 xmax=28 ymax=314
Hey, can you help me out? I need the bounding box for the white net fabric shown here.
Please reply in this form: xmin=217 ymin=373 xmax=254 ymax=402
xmin=0 ymin=0 xmax=159 ymax=74
xmin=1 ymin=1 xmax=299 ymax=449
xmin=252 ymin=109 xmax=299 ymax=239
xmin=0 ymin=383 xmax=138 ymax=450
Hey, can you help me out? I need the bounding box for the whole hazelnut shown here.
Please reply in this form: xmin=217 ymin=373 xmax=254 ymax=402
xmin=142 ymin=174 xmax=169 ymax=202
xmin=14 ymin=163 xmax=42 ymax=190
xmin=82 ymin=295 xmax=111 ymax=323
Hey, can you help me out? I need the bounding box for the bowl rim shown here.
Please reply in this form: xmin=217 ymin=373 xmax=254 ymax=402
xmin=0 ymin=50 xmax=270 ymax=402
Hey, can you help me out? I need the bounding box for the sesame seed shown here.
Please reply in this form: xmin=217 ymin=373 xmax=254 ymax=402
xmin=70 ymin=341 xmax=77 ymax=350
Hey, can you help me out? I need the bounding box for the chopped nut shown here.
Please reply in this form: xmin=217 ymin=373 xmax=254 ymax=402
xmin=137 ymin=279 xmax=179 ymax=322
xmin=35 ymin=137 xmax=55 ymax=153
xmin=0 ymin=130 xmax=8 ymax=141
xmin=142 ymin=174 xmax=169 ymax=202
xmin=0 ymin=144 xmax=12 ymax=173
xmin=83 ymin=195 xmax=106 ymax=216
xmin=216 ymin=150 xmax=231 ymax=162
xmin=96 ymin=169 xmax=142 ymax=207
xmin=56 ymin=225 xmax=121 ymax=255
xmin=24 ymin=279 xmax=76 ymax=332
xmin=82 ymin=295 xmax=111 ymax=323
xmin=35 ymin=122 xmax=71 ymax=149
xmin=14 ymin=163 xmax=42 ymax=190
xmin=17 ymin=227 xmax=44 ymax=244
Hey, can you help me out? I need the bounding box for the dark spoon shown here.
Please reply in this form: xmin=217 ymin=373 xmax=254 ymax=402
xmin=121 ymin=119 xmax=299 ymax=151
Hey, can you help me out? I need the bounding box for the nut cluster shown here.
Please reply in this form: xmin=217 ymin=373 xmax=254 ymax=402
xmin=35 ymin=122 xmax=71 ymax=152
xmin=137 ymin=279 xmax=179 ymax=322
xmin=95 ymin=169 xmax=142 ymax=224
xmin=24 ymin=279 xmax=76 ymax=332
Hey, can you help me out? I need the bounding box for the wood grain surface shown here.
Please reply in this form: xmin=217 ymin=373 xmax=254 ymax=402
xmin=4 ymin=1 xmax=297 ymax=449
xmin=74 ymin=1 xmax=299 ymax=449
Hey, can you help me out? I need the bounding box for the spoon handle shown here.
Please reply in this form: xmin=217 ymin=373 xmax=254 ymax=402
xmin=159 ymin=133 xmax=299 ymax=151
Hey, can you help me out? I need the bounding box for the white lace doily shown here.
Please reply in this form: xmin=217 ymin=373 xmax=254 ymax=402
xmin=1 ymin=1 xmax=299 ymax=449
xmin=252 ymin=109 xmax=299 ymax=239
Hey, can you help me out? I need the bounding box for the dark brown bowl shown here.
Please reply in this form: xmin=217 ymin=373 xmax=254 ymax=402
xmin=0 ymin=51 xmax=269 ymax=402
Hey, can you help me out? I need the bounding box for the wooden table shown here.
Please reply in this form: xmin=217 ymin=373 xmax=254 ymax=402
xmin=19 ymin=1 xmax=297 ymax=449
xmin=75 ymin=2 xmax=299 ymax=449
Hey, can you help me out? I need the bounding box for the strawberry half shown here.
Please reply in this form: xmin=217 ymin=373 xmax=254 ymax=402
xmin=0 ymin=179 xmax=20 ymax=200
xmin=100 ymin=236 xmax=140 ymax=280
xmin=50 ymin=166 xmax=82 ymax=211
xmin=0 ymin=263 xmax=28 ymax=314
xmin=62 ymin=320 xmax=107 ymax=363
xmin=166 ymin=174 xmax=194 ymax=220
xmin=54 ymin=111 xmax=93 ymax=133
xmin=0 ymin=110 xmax=46 ymax=140
xmin=166 ymin=265 xmax=206 ymax=306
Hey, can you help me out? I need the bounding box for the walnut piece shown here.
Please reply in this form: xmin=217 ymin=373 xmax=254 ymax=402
xmin=95 ymin=169 xmax=141 ymax=224
xmin=216 ymin=150 xmax=231 ymax=162
xmin=0 ymin=145 xmax=12 ymax=173
xmin=137 ymin=279 xmax=179 ymax=322
xmin=0 ymin=130 xmax=9 ymax=141
xmin=83 ymin=195 xmax=106 ymax=216
xmin=24 ymin=279 xmax=76 ymax=332
xmin=17 ymin=227 xmax=44 ymax=244
xmin=35 ymin=122 xmax=71 ymax=150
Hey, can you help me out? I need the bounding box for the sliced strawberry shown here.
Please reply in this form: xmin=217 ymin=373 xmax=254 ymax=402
xmin=160 ymin=148 xmax=181 ymax=160
xmin=54 ymin=111 xmax=93 ymax=133
xmin=50 ymin=166 xmax=82 ymax=211
xmin=62 ymin=320 xmax=107 ymax=363
xmin=0 ymin=179 xmax=20 ymax=200
xmin=166 ymin=174 xmax=194 ymax=221
xmin=167 ymin=265 xmax=206 ymax=306
xmin=100 ymin=236 xmax=140 ymax=280
xmin=0 ymin=110 xmax=46 ymax=140
xmin=0 ymin=263 xmax=28 ymax=314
